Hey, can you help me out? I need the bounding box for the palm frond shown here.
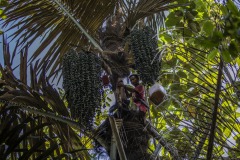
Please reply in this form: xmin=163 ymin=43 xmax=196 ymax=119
xmin=125 ymin=0 xmax=189 ymax=29
xmin=3 ymin=0 xmax=116 ymax=77
xmin=0 ymin=41 xmax=95 ymax=159
xmin=2 ymin=0 xmax=184 ymax=79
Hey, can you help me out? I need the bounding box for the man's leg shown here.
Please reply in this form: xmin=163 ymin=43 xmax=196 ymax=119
xmin=139 ymin=111 xmax=146 ymax=125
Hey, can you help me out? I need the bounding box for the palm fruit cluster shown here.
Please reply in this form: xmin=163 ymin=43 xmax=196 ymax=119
xmin=130 ymin=27 xmax=160 ymax=85
xmin=62 ymin=49 xmax=102 ymax=130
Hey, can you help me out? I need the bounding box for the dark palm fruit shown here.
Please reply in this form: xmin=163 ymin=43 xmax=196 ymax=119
xmin=130 ymin=27 xmax=161 ymax=85
xmin=62 ymin=50 xmax=102 ymax=130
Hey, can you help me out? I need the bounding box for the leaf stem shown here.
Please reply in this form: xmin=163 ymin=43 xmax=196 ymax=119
xmin=52 ymin=0 xmax=103 ymax=52
xmin=206 ymin=58 xmax=223 ymax=160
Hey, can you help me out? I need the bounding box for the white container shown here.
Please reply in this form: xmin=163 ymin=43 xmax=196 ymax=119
xmin=149 ymin=83 xmax=166 ymax=106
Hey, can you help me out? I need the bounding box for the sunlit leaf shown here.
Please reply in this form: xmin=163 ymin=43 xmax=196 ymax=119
xmin=0 ymin=9 xmax=3 ymax=15
xmin=1 ymin=15 xmax=6 ymax=19
xmin=160 ymin=34 xmax=172 ymax=43
xmin=207 ymin=49 xmax=218 ymax=60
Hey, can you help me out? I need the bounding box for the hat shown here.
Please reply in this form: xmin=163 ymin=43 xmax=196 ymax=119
xmin=129 ymin=74 xmax=139 ymax=79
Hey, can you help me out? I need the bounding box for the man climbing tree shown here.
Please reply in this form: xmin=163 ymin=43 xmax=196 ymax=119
xmin=118 ymin=74 xmax=148 ymax=124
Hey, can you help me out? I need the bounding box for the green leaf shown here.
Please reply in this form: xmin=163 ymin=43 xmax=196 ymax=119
xmin=170 ymin=84 xmax=181 ymax=92
xmin=175 ymin=22 xmax=184 ymax=28
xmin=195 ymin=0 xmax=206 ymax=12
xmin=236 ymin=112 xmax=240 ymax=118
xmin=177 ymin=55 xmax=188 ymax=63
xmin=222 ymin=50 xmax=232 ymax=63
xmin=177 ymin=0 xmax=189 ymax=4
xmin=223 ymin=128 xmax=232 ymax=138
xmin=207 ymin=49 xmax=218 ymax=60
xmin=1 ymin=15 xmax=6 ymax=19
xmin=197 ymin=38 xmax=216 ymax=49
xmin=188 ymin=22 xmax=199 ymax=32
xmin=0 ymin=0 xmax=8 ymax=7
xmin=236 ymin=57 xmax=240 ymax=67
xmin=202 ymin=20 xmax=214 ymax=36
xmin=229 ymin=41 xmax=239 ymax=58
xmin=183 ymin=28 xmax=193 ymax=37
xmin=0 ymin=9 xmax=3 ymax=15
xmin=212 ymin=31 xmax=223 ymax=43
xmin=190 ymin=10 xmax=198 ymax=16
xmin=177 ymin=70 xmax=187 ymax=78
xmin=190 ymin=1 xmax=196 ymax=9
xmin=174 ymin=10 xmax=183 ymax=17
xmin=220 ymin=5 xmax=228 ymax=16
xmin=227 ymin=0 xmax=239 ymax=15
xmin=186 ymin=11 xmax=194 ymax=20
xmin=159 ymin=34 xmax=172 ymax=43
xmin=166 ymin=12 xmax=181 ymax=27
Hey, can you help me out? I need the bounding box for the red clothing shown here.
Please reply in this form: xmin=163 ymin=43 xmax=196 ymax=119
xmin=133 ymin=84 xmax=147 ymax=113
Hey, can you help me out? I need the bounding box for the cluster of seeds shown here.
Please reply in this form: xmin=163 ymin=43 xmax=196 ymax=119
xmin=130 ymin=27 xmax=160 ymax=85
xmin=62 ymin=49 xmax=102 ymax=130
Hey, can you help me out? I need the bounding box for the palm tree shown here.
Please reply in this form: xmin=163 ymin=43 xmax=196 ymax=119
xmin=1 ymin=0 xmax=240 ymax=159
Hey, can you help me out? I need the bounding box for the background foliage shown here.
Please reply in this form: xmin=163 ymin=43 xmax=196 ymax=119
xmin=155 ymin=0 xmax=240 ymax=158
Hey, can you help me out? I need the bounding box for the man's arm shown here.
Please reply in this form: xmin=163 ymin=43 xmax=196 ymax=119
xmin=124 ymin=85 xmax=144 ymax=99
xmin=124 ymin=85 xmax=136 ymax=93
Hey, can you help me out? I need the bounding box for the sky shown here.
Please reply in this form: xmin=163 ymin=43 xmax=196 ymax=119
xmin=0 ymin=31 xmax=43 ymax=80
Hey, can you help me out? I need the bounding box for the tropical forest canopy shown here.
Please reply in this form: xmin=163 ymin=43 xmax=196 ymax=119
xmin=0 ymin=0 xmax=240 ymax=159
